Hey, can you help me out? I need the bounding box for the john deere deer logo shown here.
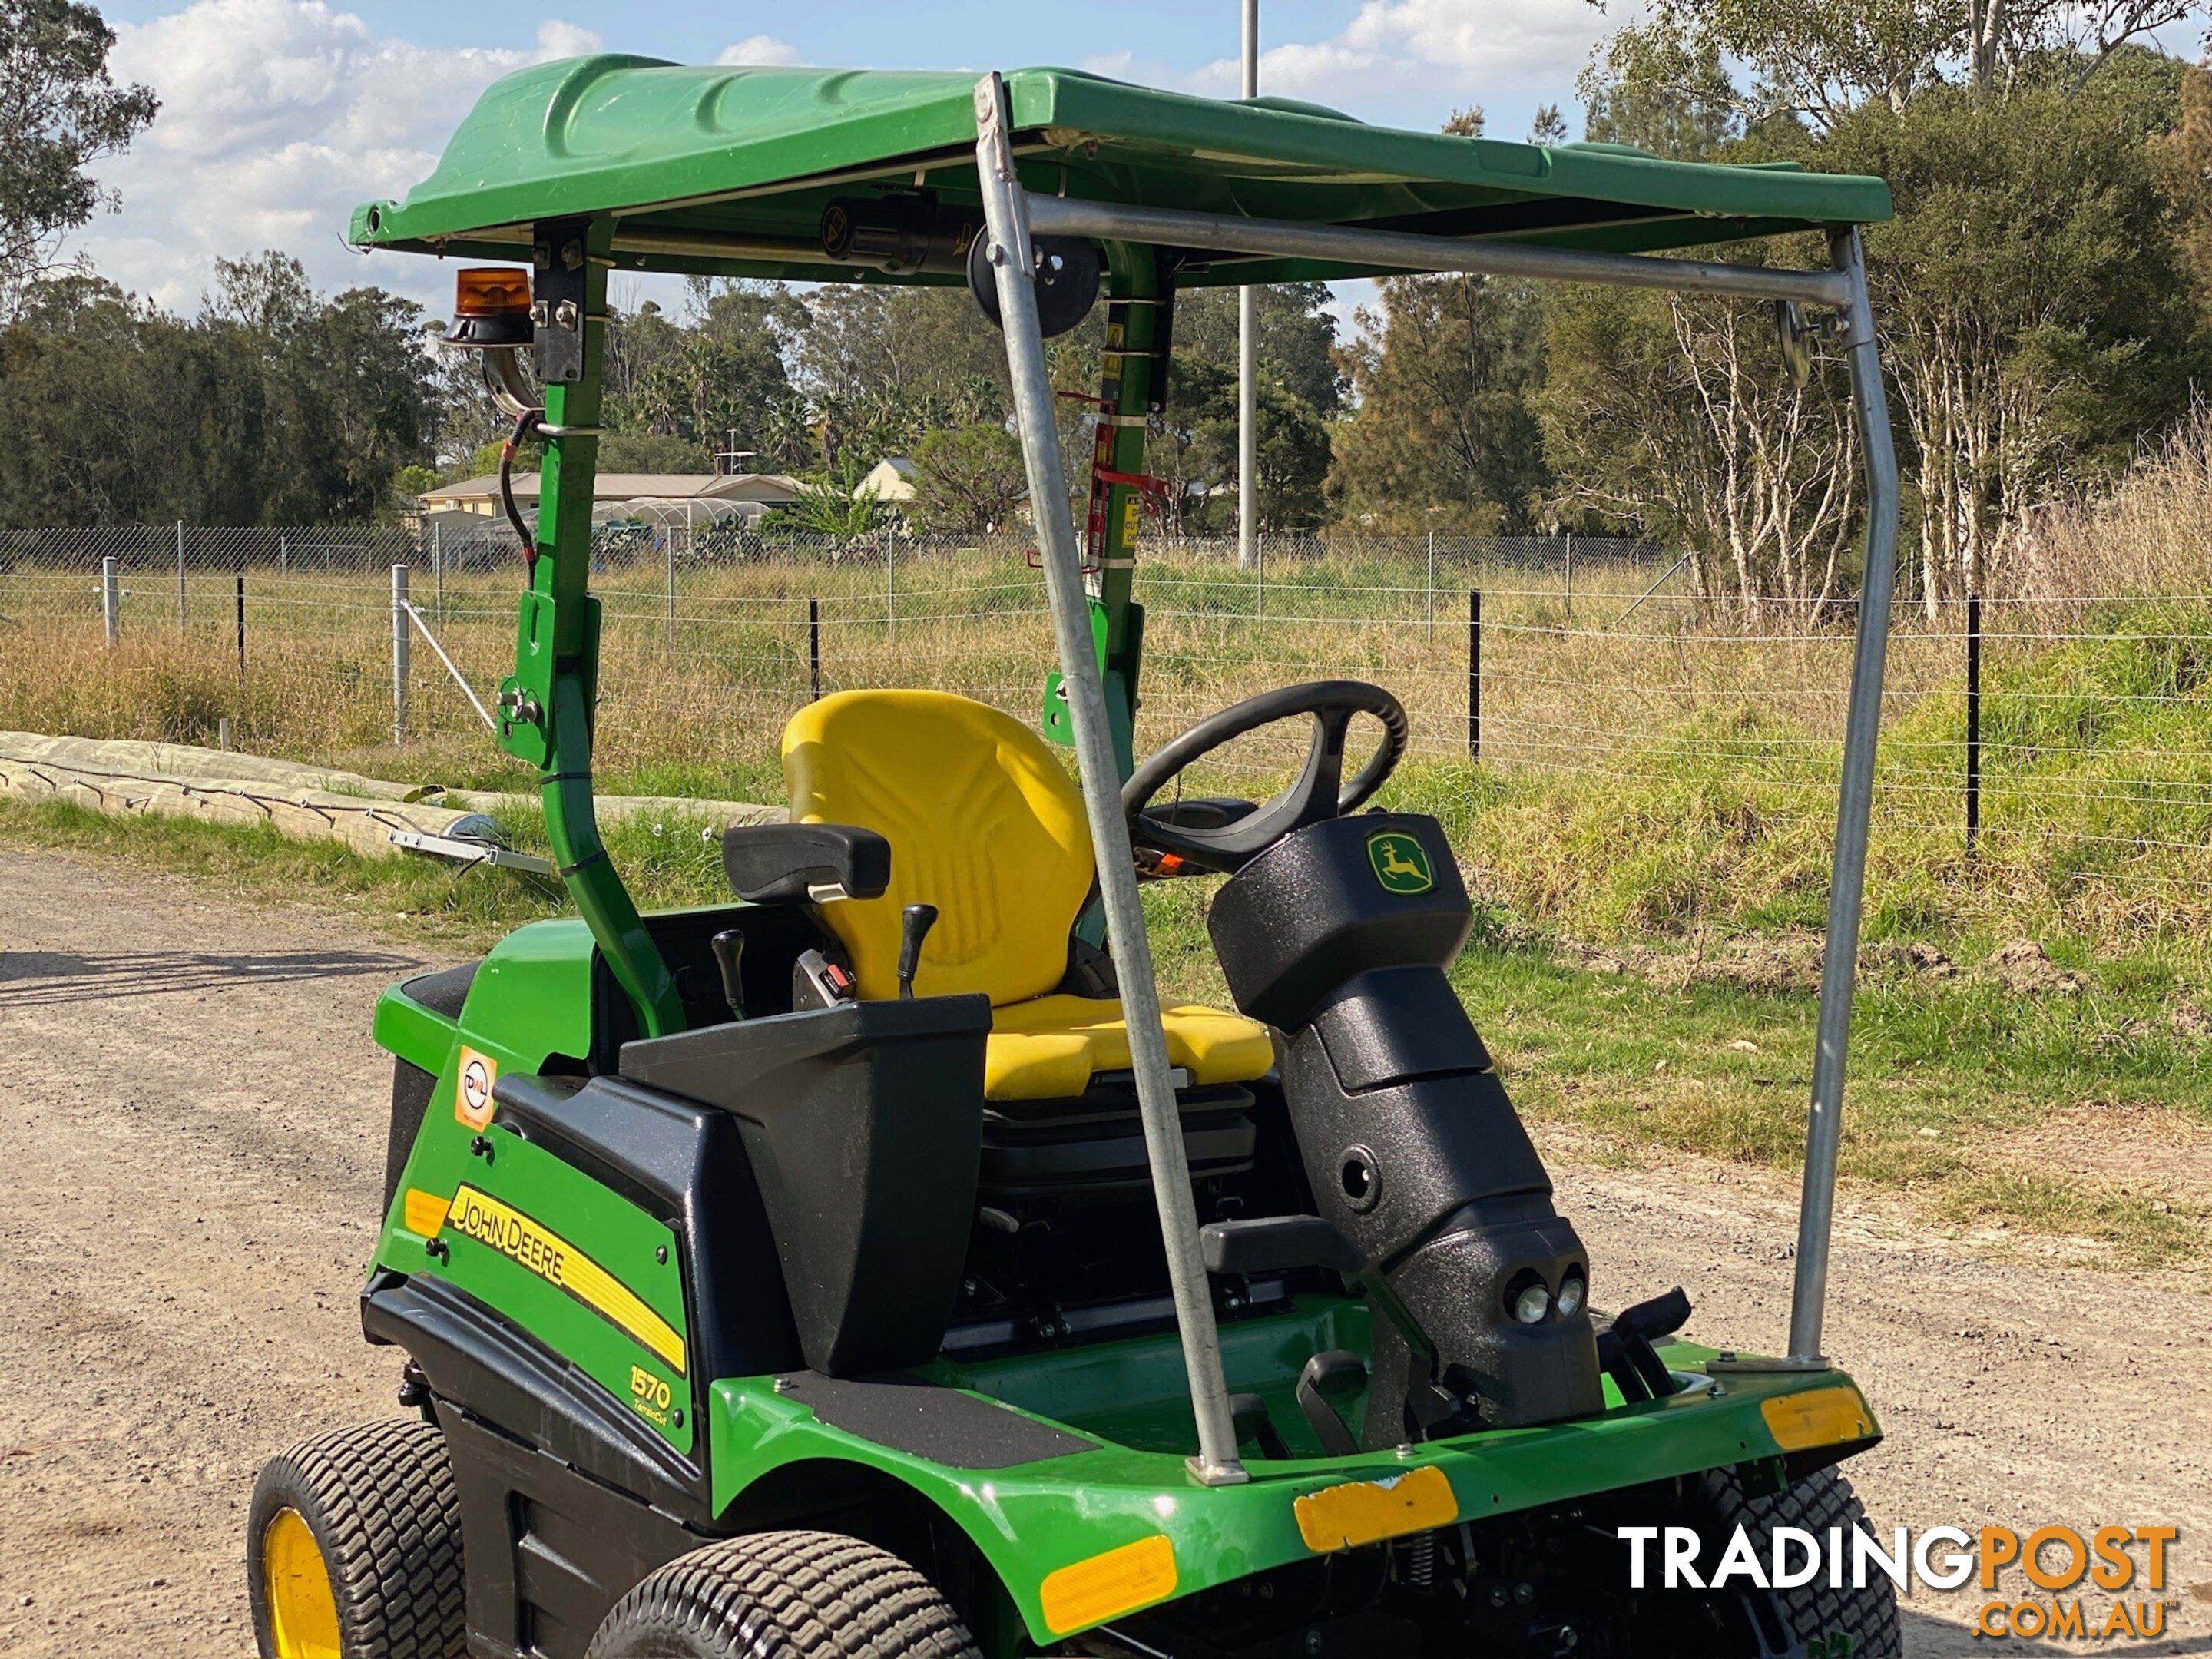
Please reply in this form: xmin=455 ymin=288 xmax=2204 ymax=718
xmin=1367 ymin=831 xmax=1434 ymax=895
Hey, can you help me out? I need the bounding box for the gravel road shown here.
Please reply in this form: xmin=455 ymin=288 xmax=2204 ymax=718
xmin=1 ymin=850 xmax=2205 ymax=1656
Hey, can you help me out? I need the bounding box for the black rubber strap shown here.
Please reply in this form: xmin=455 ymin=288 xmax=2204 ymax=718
xmin=556 ymin=847 xmax=609 ymax=879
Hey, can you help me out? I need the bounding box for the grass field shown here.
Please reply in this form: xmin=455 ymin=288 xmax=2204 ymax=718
xmin=8 ymin=445 xmax=2212 ymax=1270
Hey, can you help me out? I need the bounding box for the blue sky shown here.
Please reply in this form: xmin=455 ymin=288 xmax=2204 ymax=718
xmin=69 ymin=0 xmax=1614 ymax=320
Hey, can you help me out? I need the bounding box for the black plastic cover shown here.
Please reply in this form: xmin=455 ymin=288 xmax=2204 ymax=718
xmin=721 ymin=821 xmax=891 ymax=904
xmin=1200 ymin=1214 xmax=1364 ymax=1276
xmin=490 ymin=1071 xmax=804 ymax=1413
xmin=1313 ymin=964 xmax=1492 ymax=1091
xmin=1207 ymin=814 xmax=1473 ymax=1031
xmin=620 ymin=995 xmax=991 ymax=1376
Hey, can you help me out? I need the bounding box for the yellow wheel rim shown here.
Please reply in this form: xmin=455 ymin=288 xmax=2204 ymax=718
xmin=263 ymin=1507 xmax=343 ymax=1659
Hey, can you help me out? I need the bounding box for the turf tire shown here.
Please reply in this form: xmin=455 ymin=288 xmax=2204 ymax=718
xmin=1684 ymin=1465 xmax=1902 ymax=1659
xmin=585 ymin=1531 xmax=981 ymax=1659
xmin=247 ymin=1416 xmax=467 ymax=1659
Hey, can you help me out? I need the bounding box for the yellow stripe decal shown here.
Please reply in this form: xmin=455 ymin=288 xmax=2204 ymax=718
xmin=1038 ymin=1535 xmax=1177 ymax=1634
xmin=1295 ymin=1463 xmax=1459 ymax=1553
xmin=445 ymin=1184 xmax=686 ymax=1376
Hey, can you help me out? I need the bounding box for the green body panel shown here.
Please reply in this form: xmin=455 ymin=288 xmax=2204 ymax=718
xmin=706 ymin=1305 xmax=1878 ymax=1646
xmin=350 ymin=62 xmax=1891 ymax=286
xmin=419 ymin=1126 xmax=693 ymax=1455
xmin=370 ymin=918 xmax=598 ymax=1280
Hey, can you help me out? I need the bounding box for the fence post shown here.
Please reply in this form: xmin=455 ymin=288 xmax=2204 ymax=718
xmin=1965 ymin=591 xmax=1982 ymax=861
xmin=176 ymin=520 xmax=187 ymax=630
xmin=1426 ymin=531 xmax=1435 ymax=637
xmin=101 ymin=556 xmax=119 ymax=647
xmin=235 ymin=572 xmax=247 ymax=684
xmin=886 ymin=532 xmax=896 ymax=639
xmin=279 ymin=533 xmax=288 ymax=577
xmin=666 ymin=535 xmax=677 ymax=651
xmin=1563 ymin=531 xmax=1574 ymax=611
xmin=1255 ymin=532 xmax=1264 ymax=620
xmin=432 ymin=523 xmax=445 ymax=628
xmin=392 ymin=564 xmax=411 ymax=743
xmin=1468 ymin=588 xmax=1482 ymax=760
xmin=809 ymin=597 xmax=822 ymax=703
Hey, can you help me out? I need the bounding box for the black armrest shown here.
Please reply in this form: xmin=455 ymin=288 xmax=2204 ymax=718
xmin=1200 ymin=1214 xmax=1365 ymax=1277
xmin=722 ymin=822 xmax=891 ymax=905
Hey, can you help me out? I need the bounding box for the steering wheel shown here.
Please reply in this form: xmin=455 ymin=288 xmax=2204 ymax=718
xmin=1122 ymin=680 xmax=1409 ymax=875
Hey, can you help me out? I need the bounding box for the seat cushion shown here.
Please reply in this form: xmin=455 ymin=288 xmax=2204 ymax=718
xmin=985 ymin=994 xmax=1275 ymax=1101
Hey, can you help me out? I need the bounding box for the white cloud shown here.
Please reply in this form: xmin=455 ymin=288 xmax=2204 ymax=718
xmin=69 ymin=0 xmax=602 ymax=314
xmin=717 ymin=35 xmax=801 ymax=67
xmin=1187 ymin=0 xmax=1597 ymax=118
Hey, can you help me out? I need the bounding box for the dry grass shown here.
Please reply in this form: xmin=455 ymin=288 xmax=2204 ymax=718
xmin=8 ymin=439 xmax=2212 ymax=952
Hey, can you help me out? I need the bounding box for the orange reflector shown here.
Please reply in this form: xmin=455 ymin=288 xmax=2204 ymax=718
xmin=1038 ymin=1534 xmax=1177 ymax=1634
xmin=403 ymin=1187 xmax=449 ymax=1239
xmin=455 ymin=267 xmax=531 ymax=316
xmin=1295 ymin=1463 xmax=1458 ymax=1554
xmin=1760 ymin=1386 xmax=1876 ymax=1452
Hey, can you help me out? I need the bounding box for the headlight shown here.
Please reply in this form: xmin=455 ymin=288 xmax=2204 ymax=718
xmin=1510 ymin=1280 xmax=1551 ymax=1325
xmin=1555 ymin=1271 xmax=1587 ymax=1320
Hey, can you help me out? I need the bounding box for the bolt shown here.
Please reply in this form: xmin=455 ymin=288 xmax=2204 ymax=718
xmin=423 ymin=1238 xmax=449 ymax=1262
xmin=1559 ymin=1628 xmax=1578 ymax=1651
xmin=469 ymin=1135 xmax=493 ymax=1160
xmin=1489 ymin=1587 xmax=1510 ymax=1608
xmin=1303 ymin=1632 xmax=1322 ymax=1655
xmin=656 ymin=1245 xmax=668 ymax=1265
xmin=671 ymin=1408 xmax=684 ymax=1428
xmin=1515 ymin=1582 xmax=1535 ymax=1606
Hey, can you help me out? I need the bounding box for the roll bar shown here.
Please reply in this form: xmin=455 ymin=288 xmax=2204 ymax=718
xmin=972 ymin=73 xmax=1899 ymax=1485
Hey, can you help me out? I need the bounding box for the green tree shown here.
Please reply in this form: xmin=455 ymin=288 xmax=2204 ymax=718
xmin=0 ymin=0 xmax=157 ymax=314
xmin=1823 ymin=54 xmax=2205 ymax=605
xmin=1168 ymin=281 xmax=1344 ymax=415
xmin=909 ymin=423 xmax=1026 ymax=534
xmin=1328 ymin=274 xmax=1550 ymax=532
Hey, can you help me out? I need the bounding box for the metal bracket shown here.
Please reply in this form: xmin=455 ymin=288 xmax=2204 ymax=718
xmin=388 ymin=829 xmax=555 ymax=876
xmin=531 ymin=220 xmax=590 ymax=384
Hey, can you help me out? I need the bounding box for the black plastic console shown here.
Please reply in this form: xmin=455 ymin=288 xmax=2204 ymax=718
xmin=619 ymin=995 xmax=991 ymax=1377
xmin=1208 ymin=813 xmax=1604 ymax=1436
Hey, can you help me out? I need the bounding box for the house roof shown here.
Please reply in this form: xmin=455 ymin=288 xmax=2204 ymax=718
xmin=350 ymin=61 xmax=1892 ymax=289
xmin=421 ymin=471 xmax=801 ymax=502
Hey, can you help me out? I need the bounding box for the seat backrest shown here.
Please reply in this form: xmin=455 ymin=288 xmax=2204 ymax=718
xmin=781 ymin=690 xmax=1096 ymax=1005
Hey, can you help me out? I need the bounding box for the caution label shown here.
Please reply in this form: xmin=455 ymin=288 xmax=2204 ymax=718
xmin=445 ymin=1184 xmax=687 ymax=1376
xmin=454 ymin=1045 xmax=496 ymax=1129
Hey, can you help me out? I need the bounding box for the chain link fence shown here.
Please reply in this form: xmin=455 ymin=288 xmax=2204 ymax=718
xmin=7 ymin=518 xmax=2210 ymax=929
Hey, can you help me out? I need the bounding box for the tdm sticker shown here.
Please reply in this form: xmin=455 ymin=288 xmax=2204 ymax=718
xmin=454 ymin=1045 xmax=496 ymax=1130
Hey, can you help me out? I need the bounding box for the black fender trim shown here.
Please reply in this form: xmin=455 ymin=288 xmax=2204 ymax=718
xmin=363 ymin=1270 xmax=709 ymax=1520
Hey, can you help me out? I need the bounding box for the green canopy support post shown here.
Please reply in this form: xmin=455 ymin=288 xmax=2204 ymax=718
xmin=495 ymin=214 xmax=685 ymax=1041
xmin=1094 ymin=243 xmax=1164 ymax=779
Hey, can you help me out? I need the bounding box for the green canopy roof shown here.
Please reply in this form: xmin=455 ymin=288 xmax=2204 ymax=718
xmin=351 ymin=60 xmax=1891 ymax=286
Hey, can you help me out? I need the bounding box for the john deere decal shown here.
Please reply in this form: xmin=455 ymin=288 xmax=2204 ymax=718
xmin=1367 ymin=831 xmax=1434 ymax=895
xmin=445 ymin=1185 xmax=686 ymax=1375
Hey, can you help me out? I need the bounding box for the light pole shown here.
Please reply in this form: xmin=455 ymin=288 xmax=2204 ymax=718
xmin=1237 ymin=0 xmax=1259 ymax=571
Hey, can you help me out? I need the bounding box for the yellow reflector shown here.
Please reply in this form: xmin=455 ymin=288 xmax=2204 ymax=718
xmin=454 ymin=266 xmax=531 ymax=316
xmin=1761 ymin=1386 xmax=1876 ymax=1452
xmin=1038 ymin=1534 xmax=1177 ymax=1634
xmin=1295 ymin=1463 xmax=1458 ymax=1554
xmin=403 ymin=1187 xmax=449 ymax=1239
xmin=263 ymin=1507 xmax=342 ymax=1659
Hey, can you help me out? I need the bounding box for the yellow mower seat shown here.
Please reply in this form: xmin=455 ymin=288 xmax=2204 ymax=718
xmin=781 ymin=689 xmax=1273 ymax=1102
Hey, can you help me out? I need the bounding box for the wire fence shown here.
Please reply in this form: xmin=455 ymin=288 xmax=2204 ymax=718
xmin=6 ymin=519 xmax=2211 ymax=925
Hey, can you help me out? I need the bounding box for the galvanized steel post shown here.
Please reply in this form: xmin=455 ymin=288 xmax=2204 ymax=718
xmin=176 ymin=521 xmax=187 ymax=630
xmin=974 ymin=72 xmax=1247 ymax=1488
xmin=1786 ymin=229 xmax=1900 ymax=1364
xmin=392 ymin=564 xmax=411 ymax=743
xmin=101 ymin=556 xmax=119 ymax=647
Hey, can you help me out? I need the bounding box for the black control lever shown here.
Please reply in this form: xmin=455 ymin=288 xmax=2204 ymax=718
xmin=708 ymin=929 xmax=746 ymax=1019
xmin=1296 ymin=1349 xmax=1366 ymax=1457
xmin=897 ymin=903 xmax=939 ymax=1000
xmin=1229 ymin=1392 xmax=1291 ymax=1460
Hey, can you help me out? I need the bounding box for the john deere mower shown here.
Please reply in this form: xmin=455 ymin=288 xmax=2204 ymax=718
xmin=250 ymin=61 xmax=1908 ymax=1659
